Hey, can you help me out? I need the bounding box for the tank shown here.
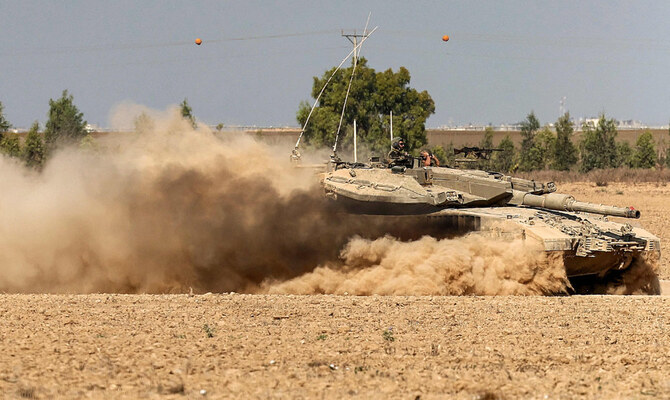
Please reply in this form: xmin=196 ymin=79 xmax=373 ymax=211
xmin=321 ymin=157 xmax=661 ymax=290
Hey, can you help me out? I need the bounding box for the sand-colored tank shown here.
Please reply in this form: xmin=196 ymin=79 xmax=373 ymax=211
xmin=322 ymin=160 xmax=660 ymax=289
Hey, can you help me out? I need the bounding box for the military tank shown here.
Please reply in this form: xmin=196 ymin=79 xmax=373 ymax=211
xmin=321 ymin=155 xmax=660 ymax=291
xmin=292 ymin=26 xmax=660 ymax=293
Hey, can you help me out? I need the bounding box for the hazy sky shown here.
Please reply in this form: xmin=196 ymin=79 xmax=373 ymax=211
xmin=2 ymin=0 xmax=670 ymax=129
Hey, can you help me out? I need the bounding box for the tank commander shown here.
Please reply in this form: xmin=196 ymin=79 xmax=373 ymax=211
xmin=420 ymin=149 xmax=440 ymax=167
xmin=388 ymin=137 xmax=413 ymax=167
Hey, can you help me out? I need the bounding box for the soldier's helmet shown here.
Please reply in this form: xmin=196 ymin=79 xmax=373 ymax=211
xmin=392 ymin=137 xmax=406 ymax=150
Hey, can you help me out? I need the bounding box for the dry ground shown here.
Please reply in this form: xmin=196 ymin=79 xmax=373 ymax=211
xmin=0 ymin=182 xmax=669 ymax=399
xmin=0 ymin=294 xmax=668 ymax=399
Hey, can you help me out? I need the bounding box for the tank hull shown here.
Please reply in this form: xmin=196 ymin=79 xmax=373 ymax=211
xmin=327 ymin=192 xmax=660 ymax=280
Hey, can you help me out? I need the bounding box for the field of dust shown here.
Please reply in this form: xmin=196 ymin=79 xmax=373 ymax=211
xmin=1 ymin=294 xmax=668 ymax=399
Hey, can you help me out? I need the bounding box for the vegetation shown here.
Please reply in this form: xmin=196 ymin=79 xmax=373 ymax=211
xmin=22 ymin=121 xmax=45 ymax=168
xmin=491 ymin=135 xmax=516 ymax=172
xmin=180 ymin=98 xmax=196 ymax=129
xmin=518 ymin=112 xmax=543 ymax=171
xmin=0 ymin=101 xmax=11 ymax=136
xmin=0 ymin=133 xmax=20 ymax=157
xmin=45 ymin=90 xmax=87 ymax=149
xmin=0 ymin=88 xmax=664 ymax=180
xmin=134 ymin=112 xmax=154 ymax=134
xmin=382 ymin=327 xmax=395 ymax=342
xmin=202 ymin=324 xmax=215 ymax=338
xmin=631 ymin=131 xmax=656 ymax=169
xmin=553 ymin=113 xmax=578 ymax=171
xmin=0 ymin=101 xmax=18 ymax=156
xmin=477 ymin=127 xmax=495 ymax=170
xmin=297 ymin=58 xmax=435 ymax=155
xmin=579 ymin=115 xmax=619 ymax=172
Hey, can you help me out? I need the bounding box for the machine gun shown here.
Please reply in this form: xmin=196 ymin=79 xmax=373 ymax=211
xmin=453 ymin=146 xmax=503 ymax=160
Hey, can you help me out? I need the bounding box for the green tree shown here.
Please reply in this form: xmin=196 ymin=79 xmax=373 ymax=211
xmin=552 ymin=113 xmax=578 ymax=171
xmin=631 ymin=131 xmax=657 ymax=168
xmin=579 ymin=115 xmax=618 ymax=172
xmin=297 ymin=58 xmax=435 ymax=155
xmin=535 ymin=126 xmax=556 ymax=169
xmin=0 ymin=101 xmax=11 ymax=139
xmin=22 ymin=121 xmax=45 ymax=168
xmin=492 ymin=135 xmax=516 ymax=172
xmin=430 ymin=145 xmax=451 ymax=166
xmin=615 ymin=142 xmax=633 ymax=168
xmin=518 ymin=112 xmax=542 ymax=171
xmin=45 ymin=90 xmax=87 ymax=149
xmin=0 ymin=133 xmax=20 ymax=157
xmin=180 ymin=98 xmax=196 ymax=129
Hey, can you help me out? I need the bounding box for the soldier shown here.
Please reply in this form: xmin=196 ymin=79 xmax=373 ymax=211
xmin=388 ymin=138 xmax=412 ymax=167
xmin=420 ymin=149 xmax=440 ymax=167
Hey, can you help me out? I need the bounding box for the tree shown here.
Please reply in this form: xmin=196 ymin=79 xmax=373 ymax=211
xmin=615 ymin=141 xmax=633 ymax=168
xmin=134 ymin=112 xmax=155 ymax=134
xmin=518 ymin=112 xmax=542 ymax=171
xmin=631 ymin=131 xmax=657 ymax=169
xmin=492 ymin=135 xmax=516 ymax=172
xmin=535 ymin=126 xmax=556 ymax=169
xmin=22 ymin=121 xmax=45 ymax=168
xmin=552 ymin=113 xmax=578 ymax=171
xmin=45 ymin=90 xmax=87 ymax=149
xmin=477 ymin=127 xmax=495 ymax=170
xmin=180 ymin=98 xmax=196 ymax=129
xmin=0 ymin=133 xmax=20 ymax=157
xmin=297 ymin=58 xmax=435 ymax=155
xmin=0 ymin=101 xmax=11 ymax=139
xmin=430 ymin=144 xmax=451 ymax=166
xmin=579 ymin=115 xmax=618 ymax=172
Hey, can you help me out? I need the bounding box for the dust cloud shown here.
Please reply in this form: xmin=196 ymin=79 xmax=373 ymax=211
xmin=264 ymin=235 xmax=571 ymax=296
xmin=0 ymin=105 xmax=343 ymax=293
xmin=0 ymin=105 xmax=570 ymax=295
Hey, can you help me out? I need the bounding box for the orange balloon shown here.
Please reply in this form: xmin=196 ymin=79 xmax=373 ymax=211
xmin=195 ymin=38 xmax=202 ymax=45
xmin=442 ymin=35 xmax=449 ymax=42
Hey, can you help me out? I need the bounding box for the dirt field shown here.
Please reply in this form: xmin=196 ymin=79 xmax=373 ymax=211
xmin=1 ymin=182 xmax=669 ymax=399
xmin=1 ymin=294 xmax=668 ymax=399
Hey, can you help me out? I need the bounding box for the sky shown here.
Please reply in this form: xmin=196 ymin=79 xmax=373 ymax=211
xmin=2 ymin=0 xmax=670 ymax=129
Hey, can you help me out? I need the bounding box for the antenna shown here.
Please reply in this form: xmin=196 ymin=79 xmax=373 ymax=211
xmin=560 ymin=96 xmax=567 ymax=116
xmin=293 ymin=25 xmax=377 ymax=158
xmin=390 ymin=110 xmax=393 ymax=148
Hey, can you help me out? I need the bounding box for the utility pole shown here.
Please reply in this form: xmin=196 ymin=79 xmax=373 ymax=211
xmin=341 ymin=29 xmax=369 ymax=61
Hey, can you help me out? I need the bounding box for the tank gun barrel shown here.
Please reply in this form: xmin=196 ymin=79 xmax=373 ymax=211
xmin=516 ymin=193 xmax=640 ymax=218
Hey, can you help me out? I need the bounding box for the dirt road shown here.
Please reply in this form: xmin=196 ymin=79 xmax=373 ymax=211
xmin=1 ymin=294 xmax=668 ymax=399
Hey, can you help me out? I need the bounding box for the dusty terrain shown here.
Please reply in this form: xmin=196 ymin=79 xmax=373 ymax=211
xmin=0 ymin=294 xmax=668 ymax=399
xmin=0 ymin=182 xmax=669 ymax=399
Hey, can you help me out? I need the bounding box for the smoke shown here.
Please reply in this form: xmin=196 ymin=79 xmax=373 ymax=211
xmin=264 ymin=235 xmax=571 ymax=296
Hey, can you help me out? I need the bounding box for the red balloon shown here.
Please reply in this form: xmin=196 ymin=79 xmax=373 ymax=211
xmin=195 ymin=38 xmax=202 ymax=45
xmin=442 ymin=35 xmax=450 ymax=42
